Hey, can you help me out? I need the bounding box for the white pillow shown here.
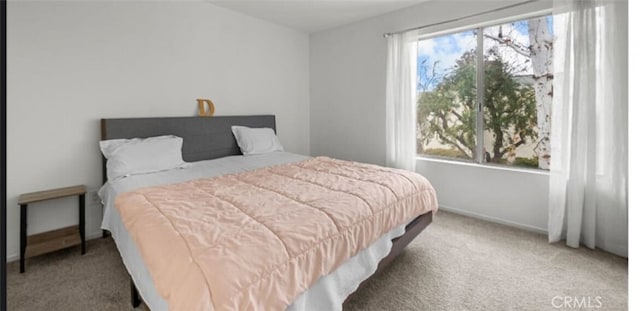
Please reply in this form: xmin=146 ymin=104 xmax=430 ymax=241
xmin=231 ymin=126 xmax=284 ymax=155
xmin=100 ymin=135 xmax=186 ymax=181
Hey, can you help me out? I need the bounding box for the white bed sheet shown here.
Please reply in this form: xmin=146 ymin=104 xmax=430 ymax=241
xmin=100 ymin=152 xmax=407 ymax=311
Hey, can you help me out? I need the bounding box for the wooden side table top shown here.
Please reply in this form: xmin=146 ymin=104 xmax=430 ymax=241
xmin=18 ymin=185 xmax=86 ymax=205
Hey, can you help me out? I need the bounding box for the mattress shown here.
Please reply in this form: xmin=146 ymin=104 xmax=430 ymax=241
xmin=100 ymin=152 xmax=409 ymax=310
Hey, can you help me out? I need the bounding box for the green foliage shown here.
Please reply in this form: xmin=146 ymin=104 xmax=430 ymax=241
xmin=422 ymin=148 xmax=468 ymax=159
xmin=417 ymin=49 xmax=538 ymax=163
xmin=483 ymin=55 xmax=538 ymax=162
xmin=418 ymin=51 xmax=477 ymax=159
xmin=513 ymin=157 xmax=539 ymax=168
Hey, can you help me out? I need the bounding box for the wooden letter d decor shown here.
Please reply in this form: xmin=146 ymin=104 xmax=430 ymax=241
xmin=197 ymin=99 xmax=215 ymax=117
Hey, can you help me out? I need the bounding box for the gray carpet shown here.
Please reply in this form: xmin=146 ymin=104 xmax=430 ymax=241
xmin=7 ymin=211 xmax=628 ymax=310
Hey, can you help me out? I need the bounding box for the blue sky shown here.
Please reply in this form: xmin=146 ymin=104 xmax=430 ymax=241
xmin=417 ymin=16 xmax=553 ymax=92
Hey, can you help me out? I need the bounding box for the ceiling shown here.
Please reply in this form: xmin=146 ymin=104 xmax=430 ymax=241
xmin=209 ymin=0 xmax=427 ymax=33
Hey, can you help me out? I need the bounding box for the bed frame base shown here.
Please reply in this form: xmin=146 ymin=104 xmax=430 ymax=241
xmin=343 ymin=211 xmax=433 ymax=305
xmin=377 ymin=211 xmax=432 ymax=271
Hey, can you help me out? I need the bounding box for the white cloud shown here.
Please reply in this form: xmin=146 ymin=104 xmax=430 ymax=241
xmin=418 ymin=19 xmax=549 ymax=83
xmin=418 ymin=30 xmax=476 ymax=89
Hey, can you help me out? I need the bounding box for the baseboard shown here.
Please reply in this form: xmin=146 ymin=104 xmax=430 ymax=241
xmin=438 ymin=205 xmax=548 ymax=235
xmin=6 ymin=230 xmax=105 ymax=263
xmin=7 ymin=253 xmax=17 ymax=262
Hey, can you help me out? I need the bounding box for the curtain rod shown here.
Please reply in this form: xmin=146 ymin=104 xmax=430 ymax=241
xmin=383 ymin=0 xmax=539 ymax=38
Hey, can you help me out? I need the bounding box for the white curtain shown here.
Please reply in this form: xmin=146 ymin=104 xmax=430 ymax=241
xmin=386 ymin=30 xmax=418 ymax=171
xmin=548 ymin=0 xmax=628 ymax=257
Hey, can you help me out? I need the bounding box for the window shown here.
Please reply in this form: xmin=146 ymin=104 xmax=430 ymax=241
xmin=416 ymin=14 xmax=554 ymax=170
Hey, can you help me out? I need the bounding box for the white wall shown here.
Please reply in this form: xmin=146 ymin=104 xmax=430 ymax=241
xmin=6 ymin=1 xmax=310 ymax=260
xmin=310 ymin=0 xmax=552 ymax=232
xmin=417 ymin=159 xmax=549 ymax=232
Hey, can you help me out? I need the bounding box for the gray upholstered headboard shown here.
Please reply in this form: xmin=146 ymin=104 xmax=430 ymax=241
xmin=100 ymin=115 xmax=276 ymax=182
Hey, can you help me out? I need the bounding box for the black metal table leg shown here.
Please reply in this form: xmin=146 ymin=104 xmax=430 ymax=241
xmin=19 ymin=204 xmax=27 ymax=273
xmin=79 ymin=194 xmax=85 ymax=255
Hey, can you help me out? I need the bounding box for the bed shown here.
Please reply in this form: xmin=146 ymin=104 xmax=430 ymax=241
xmin=99 ymin=115 xmax=437 ymax=310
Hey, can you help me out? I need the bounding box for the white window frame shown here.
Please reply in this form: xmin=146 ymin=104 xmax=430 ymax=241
xmin=415 ymin=9 xmax=553 ymax=170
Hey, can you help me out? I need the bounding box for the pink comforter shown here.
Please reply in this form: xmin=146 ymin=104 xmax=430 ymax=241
xmin=115 ymin=157 xmax=438 ymax=310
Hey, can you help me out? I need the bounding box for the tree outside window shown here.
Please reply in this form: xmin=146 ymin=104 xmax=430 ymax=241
xmin=417 ymin=15 xmax=553 ymax=169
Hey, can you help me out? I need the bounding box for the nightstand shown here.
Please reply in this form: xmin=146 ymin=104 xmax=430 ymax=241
xmin=18 ymin=185 xmax=86 ymax=273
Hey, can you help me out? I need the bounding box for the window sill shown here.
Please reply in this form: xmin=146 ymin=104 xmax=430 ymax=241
xmin=416 ymin=156 xmax=550 ymax=176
